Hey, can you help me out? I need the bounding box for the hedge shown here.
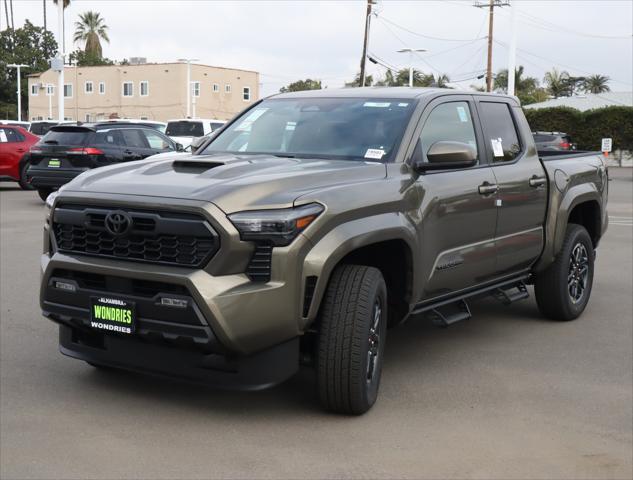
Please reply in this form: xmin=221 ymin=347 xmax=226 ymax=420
xmin=523 ymin=106 xmax=633 ymax=151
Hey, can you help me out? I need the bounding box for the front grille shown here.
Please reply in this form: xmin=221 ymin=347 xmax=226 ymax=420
xmin=52 ymin=204 xmax=219 ymax=268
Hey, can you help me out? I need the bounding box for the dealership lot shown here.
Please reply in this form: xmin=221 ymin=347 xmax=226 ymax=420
xmin=1 ymin=169 xmax=631 ymax=479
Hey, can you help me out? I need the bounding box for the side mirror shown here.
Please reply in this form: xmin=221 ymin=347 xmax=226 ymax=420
xmin=411 ymin=140 xmax=477 ymax=172
xmin=189 ymin=136 xmax=207 ymax=154
xmin=175 ymin=142 xmax=184 ymax=152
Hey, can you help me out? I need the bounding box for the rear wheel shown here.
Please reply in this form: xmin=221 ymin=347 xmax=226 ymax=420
xmin=37 ymin=188 xmax=53 ymax=202
xmin=316 ymin=264 xmax=387 ymax=415
xmin=18 ymin=163 xmax=34 ymax=190
xmin=535 ymin=224 xmax=594 ymax=320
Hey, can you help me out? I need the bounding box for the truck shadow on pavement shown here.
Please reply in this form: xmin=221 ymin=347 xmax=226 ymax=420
xmin=75 ymin=295 xmax=547 ymax=417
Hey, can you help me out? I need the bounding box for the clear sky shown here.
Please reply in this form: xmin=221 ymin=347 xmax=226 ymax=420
xmin=5 ymin=0 xmax=633 ymax=96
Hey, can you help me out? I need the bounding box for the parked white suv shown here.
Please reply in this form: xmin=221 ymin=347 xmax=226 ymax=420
xmin=165 ymin=118 xmax=226 ymax=148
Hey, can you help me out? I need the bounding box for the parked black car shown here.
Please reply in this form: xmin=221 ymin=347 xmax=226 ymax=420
xmin=26 ymin=124 xmax=182 ymax=200
xmin=532 ymin=131 xmax=575 ymax=151
xmin=29 ymin=121 xmax=60 ymax=136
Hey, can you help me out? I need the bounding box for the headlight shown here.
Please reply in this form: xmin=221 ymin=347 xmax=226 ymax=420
xmin=45 ymin=190 xmax=59 ymax=211
xmin=228 ymin=203 xmax=324 ymax=246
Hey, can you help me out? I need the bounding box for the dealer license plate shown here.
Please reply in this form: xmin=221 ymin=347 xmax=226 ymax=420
xmin=90 ymin=296 xmax=136 ymax=335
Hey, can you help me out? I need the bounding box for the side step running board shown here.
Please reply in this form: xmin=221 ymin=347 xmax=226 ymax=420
xmin=427 ymin=299 xmax=471 ymax=328
xmin=493 ymin=281 xmax=529 ymax=305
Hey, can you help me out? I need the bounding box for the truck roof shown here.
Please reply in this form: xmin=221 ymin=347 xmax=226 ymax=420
xmin=272 ymin=87 xmax=519 ymax=103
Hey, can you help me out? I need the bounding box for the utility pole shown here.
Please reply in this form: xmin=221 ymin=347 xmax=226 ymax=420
xmin=57 ymin=0 xmax=64 ymax=121
xmin=507 ymin=1 xmax=518 ymax=96
xmin=474 ymin=0 xmax=509 ymax=92
xmin=178 ymin=58 xmax=198 ymax=118
xmin=359 ymin=0 xmax=375 ymax=87
xmin=7 ymin=64 xmax=29 ymax=121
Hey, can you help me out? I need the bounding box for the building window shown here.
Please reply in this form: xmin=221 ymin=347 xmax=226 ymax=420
xmin=243 ymin=87 xmax=251 ymax=101
xmin=122 ymin=81 xmax=133 ymax=97
xmin=140 ymin=81 xmax=149 ymax=96
xmin=99 ymin=82 xmax=105 ymax=94
xmin=212 ymin=83 xmax=219 ymax=93
xmin=64 ymin=84 xmax=73 ymax=98
xmin=46 ymin=85 xmax=54 ymax=96
xmin=192 ymin=81 xmax=200 ymax=97
xmin=140 ymin=116 xmax=148 ymax=120
xmin=64 ymin=116 xmax=73 ymax=121
xmin=85 ymin=114 xmax=91 ymax=122
xmin=31 ymin=84 xmax=39 ymax=96
xmin=225 ymin=84 xmax=231 ymax=93
xmin=85 ymin=81 xmax=93 ymax=94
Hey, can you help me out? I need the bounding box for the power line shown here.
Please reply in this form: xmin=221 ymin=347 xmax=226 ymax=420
xmin=474 ymin=0 xmax=509 ymax=92
xmin=375 ymin=13 xmax=486 ymax=42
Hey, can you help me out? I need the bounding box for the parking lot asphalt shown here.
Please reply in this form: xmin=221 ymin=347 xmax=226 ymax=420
xmin=1 ymin=168 xmax=631 ymax=480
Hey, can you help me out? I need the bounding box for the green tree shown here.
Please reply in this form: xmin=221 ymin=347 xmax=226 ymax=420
xmin=494 ymin=65 xmax=542 ymax=104
xmin=73 ymin=11 xmax=109 ymax=58
xmin=582 ymin=74 xmax=611 ymax=94
xmin=345 ymin=72 xmax=374 ymax=87
xmin=433 ymin=74 xmax=451 ymax=88
xmin=279 ymin=78 xmax=322 ymax=93
xmin=68 ymin=48 xmax=114 ymax=67
xmin=544 ymin=68 xmax=570 ymax=98
xmin=0 ymin=20 xmax=58 ymax=119
xmin=374 ymin=68 xmax=433 ymax=87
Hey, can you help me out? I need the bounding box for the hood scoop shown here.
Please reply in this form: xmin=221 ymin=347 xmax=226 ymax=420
xmin=172 ymin=159 xmax=226 ymax=173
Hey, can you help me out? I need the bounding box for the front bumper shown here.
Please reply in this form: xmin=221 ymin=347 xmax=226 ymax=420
xmin=57 ymin=323 xmax=299 ymax=390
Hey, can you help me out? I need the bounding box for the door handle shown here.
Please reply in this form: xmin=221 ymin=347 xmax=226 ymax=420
xmin=16 ymin=148 xmax=25 ymax=153
xmin=124 ymin=150 xmax=142 ymax=160
xmin=529 ymin=176 xmax=547 ymax=187
xmin=478 ymin=182 xmax=498 ymax=195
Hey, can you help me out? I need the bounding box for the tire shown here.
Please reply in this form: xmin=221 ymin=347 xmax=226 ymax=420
xmin=18 ymin=163 xmax=34 ymax=190
xmin=37 ymin=188 xmax=53 ymax=202
xmin=316 ymin=264 xmax=387 ymax=415
xmin=535 ymin=224 xmax=594 ymax=321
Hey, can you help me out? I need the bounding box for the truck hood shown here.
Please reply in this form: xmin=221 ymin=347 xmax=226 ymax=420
xmin=63 ymin=153 xmax=387 ymax=213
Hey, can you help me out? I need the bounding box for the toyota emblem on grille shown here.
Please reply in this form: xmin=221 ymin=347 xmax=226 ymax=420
xmin=104 ymin=211 xmax=132 ymax=236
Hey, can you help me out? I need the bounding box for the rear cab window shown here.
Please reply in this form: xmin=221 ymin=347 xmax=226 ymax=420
xmin=478 ymin=102 xmax=522 ymax=163
xmin=165 ymin=121 xmax=204 ymax=137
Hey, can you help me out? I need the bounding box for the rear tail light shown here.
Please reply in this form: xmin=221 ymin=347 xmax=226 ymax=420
xmin=67 ymin=147 xmax=104 ymax=155
xmin=560 ymin=142 xmax=571 ymax=150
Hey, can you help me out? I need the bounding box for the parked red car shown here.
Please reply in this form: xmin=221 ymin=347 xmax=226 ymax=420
xmin=0 ymin=125 xmax=40 ymax=189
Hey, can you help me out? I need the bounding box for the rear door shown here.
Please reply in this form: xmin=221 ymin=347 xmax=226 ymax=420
xmin=119 ymin=128 xmax=153 ymax=161
xmin=93 ymin=129 xmax=124 ymax=164
xmin=0 ymin=127 xmax=24 ymax=178
xmin=411 ymin=96 xmax=499 ymax=299
xmin=140 ymin=128 xmax=176 ymax=156
xmin=475 ymin=98 xmax=547 ymax=275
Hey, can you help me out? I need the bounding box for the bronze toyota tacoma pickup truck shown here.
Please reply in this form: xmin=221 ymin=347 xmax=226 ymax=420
xmin=40 ymin=88 xmax=608 ymax=414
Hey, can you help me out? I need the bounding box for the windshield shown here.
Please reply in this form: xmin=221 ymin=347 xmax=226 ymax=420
xmin=201 ymin=97 xmax=416 ymax=162
xmin=166 ymin=121 xmax=204 ymax=137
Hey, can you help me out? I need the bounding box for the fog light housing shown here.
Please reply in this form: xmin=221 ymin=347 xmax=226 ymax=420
xmin=54 ymin=281 xmax=76 ymax=293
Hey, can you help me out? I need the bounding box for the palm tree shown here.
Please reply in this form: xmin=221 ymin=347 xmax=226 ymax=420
xmin=544 ymin=68 xmax=570 ymax=98
xmin=582 ymin=74 xmax=611 ymax=94
xmin=433 ymin=74 xmax=451 ymax=88
xmin=73 ymin=11 xmax=109 ymax=58
xmin=494 ymin=65 xmax=538 ymax=95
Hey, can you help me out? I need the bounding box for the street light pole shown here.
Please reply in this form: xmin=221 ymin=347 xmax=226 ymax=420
xmin=178 ymin=58 xmax=199 ymax=118
xmin=7 ymin=64 xmax=29 ymax=121
xmin=397 ymin=48 xmax=426 ymax=87
xmin=57 ymin=0 xmax=65 ymax=121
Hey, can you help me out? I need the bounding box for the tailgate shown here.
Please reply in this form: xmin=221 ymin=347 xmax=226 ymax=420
xmin=29 ymin=127 xmax=96 ymax=169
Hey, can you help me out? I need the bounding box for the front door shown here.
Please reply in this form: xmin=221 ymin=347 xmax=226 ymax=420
xmin=475 ymin=99 xmax=547 ymax=275
xmin=413 ymin=97 xmax=499 ymax=300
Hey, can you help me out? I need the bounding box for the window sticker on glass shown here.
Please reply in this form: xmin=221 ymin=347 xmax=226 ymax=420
xmin=0 ymin=130 xmax=7 ymax=142
xmin=457 ymin=106 xmax=469 ymax=122
xmin=285 ymin=121 xmax=296 ymax=131
xmin=363 ymin=102 xmax=391 ymax=108
xmin=398 ymin=103 xmax=409 ymax=107
xmin=365 ymin=148 xmax=385 ymax=159
xmin=235 ymin=108 xmax=268 ymax=131
xmin=491 ymin=137 xmax=504 ymax=157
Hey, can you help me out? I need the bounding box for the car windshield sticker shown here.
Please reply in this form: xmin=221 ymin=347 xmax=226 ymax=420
xmin=0 ymin=130 xmax=7 ymax=142
xmin=491 ymin=138 xmax=504 ymax=157
xmin=398 ymin=103 xmax=409 ymax=107
xmin=235 ymin=108 xmax=268 ymax=131
xmin=365 ymin=148 xmax=386 ymax=159
xmin=363 ymin=102 xmax=391 ymax=108
xmin=457 ymin=106 xmax=469 ymax=122
xmin=285 ymin=121 xmax=296 ymax=131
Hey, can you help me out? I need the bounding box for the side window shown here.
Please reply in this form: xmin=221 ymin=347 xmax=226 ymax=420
xmin=0 ymin=128 xmax=21 ymax=143
xmin=419 ymin=101 xmax=478 ymax=163
xmin=94 ymin=130 xmax=122 ymax=147
xmin=143 ymin=130 xmax=172 ymax=150
xmin=121 ymin=129 xmax=148 ymax=149
xmin=478 ymin=102 xmax=521 ymax=163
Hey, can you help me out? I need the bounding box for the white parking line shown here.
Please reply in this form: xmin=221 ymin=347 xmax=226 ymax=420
xmin=608 ymin=216 xmax=633 ymax=227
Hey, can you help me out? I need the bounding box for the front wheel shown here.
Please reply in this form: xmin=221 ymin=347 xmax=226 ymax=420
xmin=37 ymin=188 xmax=53 ymax=202
xmin=534 ymin=224 xmax=595 ymax=320
xmin=316 ymin=264 xmax=387 ymax=415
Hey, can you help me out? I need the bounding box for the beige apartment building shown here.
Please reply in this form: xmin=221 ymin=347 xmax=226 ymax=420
xmin=27 ymin=62 xmax=259 ymax=122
